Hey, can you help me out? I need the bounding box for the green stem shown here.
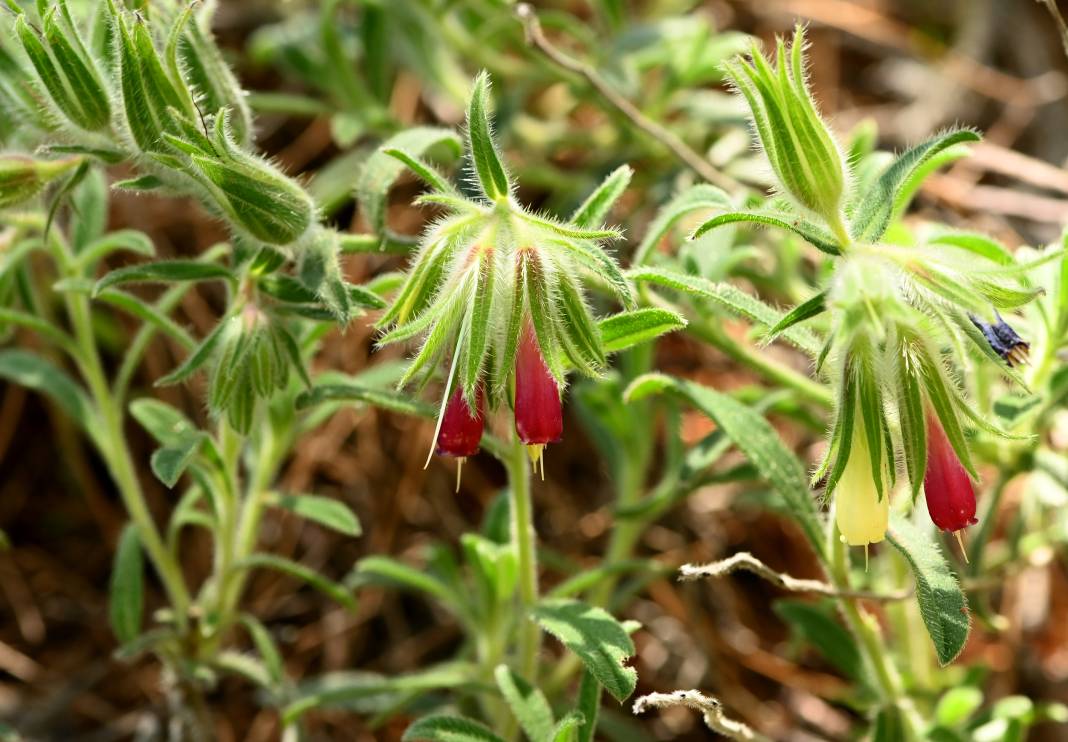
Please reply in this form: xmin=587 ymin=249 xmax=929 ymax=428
xmin=508 ymin=434 xmax=540 ymax=683
xmin=828 ymin=521 xmax=921 ymax=737
xmin=687 ymin=316 xmax=833 ymax=409
xmin=63 ymin=267 xmax=192 ymax=625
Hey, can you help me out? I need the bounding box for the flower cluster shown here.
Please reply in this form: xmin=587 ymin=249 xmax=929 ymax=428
xmin=377 ymin=73 xmax=633 ymax=474
xmin=708 ymin=27 xmax=1048 ymax=551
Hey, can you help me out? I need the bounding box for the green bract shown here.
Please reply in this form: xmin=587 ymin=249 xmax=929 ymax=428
xmin=377 ymin=72 xmax=634 ymax=410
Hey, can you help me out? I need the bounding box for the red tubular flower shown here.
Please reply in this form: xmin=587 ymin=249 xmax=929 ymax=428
xmin=435 ymin=385 xmax=484 ymax=458
xmin=515 ymin=322 xmax=562 ymax=474
xmin=924 ymin=411 xmax=977 ymax=535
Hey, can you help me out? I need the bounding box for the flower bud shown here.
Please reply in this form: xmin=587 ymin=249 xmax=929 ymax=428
xmin=436 ymin=385 xmax=484 ymax=458
xmin=0 ymin=155 xmax=81 ymax=208
xmin=191 ymin=153 xmax=314 ymax=246
xmin=923 ymin=411 xmax=977 ymax=533
xmin=515 ymin=322 xmax=562 ymax=471
xmin=835 ymin=415 xmax=889 ymax=547
xmin=724 ymin=26 xmax=849 ymax=241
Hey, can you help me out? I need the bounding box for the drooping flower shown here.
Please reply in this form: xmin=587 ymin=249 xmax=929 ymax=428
xmin=835 ymin=415 xmax=889 ymax=548
xmin=434 ymin=385 xmax=485 ymax=492
xmin=515 ymin=322 xmax=562 ymax=475
xmin=436 ymin=385 xmax=485 ymax=458
xmin=923 ymin=410 xmax=977 ymax=534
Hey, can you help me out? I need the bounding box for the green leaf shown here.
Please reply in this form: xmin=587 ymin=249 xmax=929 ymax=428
xmin=466 ymin=71 xmax=510 ymax=201
xmin=282 ymin=662 xmax=478 ymax=724
xmin=693 ymin=210 xmax=842 ymax=255
xmin=76 ymin=229 xmax=156 ymax=270
xmin=936 ymin=686 xmax=983 ymax=727
xmin=356 ymin=126 xmax=461 ymax=234
xmin=627 ymin=266 xmax=822 ymax=356
xmin=851 ymin=130 xmax=981 ymax=243
xmin=239 ymin=613 xmax=285 ymax=685
xmin=295 ymin=382 xmax=436 ymax=418
xmin=129 ymin=398 xmax=198 ymax=446
xmin=927 ymin=232 xmax=1013 ymax=266
xmin=267 ymin=492 xmax=361 ymax=537
xmin=774 ymin=599 xmax=863 ymax=682
xmin=150 ymin=434 xmax=202 ymax=488
xmin=95 ymin=290 xmax=196 ymax=350
xmin=597 ymin=308 xmax=686 ymax=353
xmin=156 ymin=311 xmax=235 ymax=387
xmin=571 ymin=165 xmax=633 ymax=229
xmin=633 ymin=184 xmax=731 ymax=265
xmin=762 ymin=291 xmax=826 ymax=345
xmin=531 ymin=598 xmax=637 ymax=703
xmin=236 ymin=553 xmax=355 ymax=610
xmin=93 ymin=260 xmax=233 ymax=296
xmin=551 ymin=712 xmax=585 ymax=742
xmin=886 ymin=513 xmax=970 ymax=665
xmin=624 ymin=373 xmax=824 ymax=556
xmin=0 ymin=349 xmax=96 ymax=440
xmin=109 ymin=523 xmax=144 ymax=645
xmin=494 ymin=665 xmax=555 ymax=742
xmin=354 ymin=555 xmax=468 ymax=620
xmin=403 ymin=715 xmax=505 ymax=742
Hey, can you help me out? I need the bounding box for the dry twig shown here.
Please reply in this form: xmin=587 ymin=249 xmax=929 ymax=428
xmin=515 ymin=4 xmax=739 ymax=191
xmin=633 ymin=690 xmax=772 ymax=742
xmin=679 ymin=552 xmax=913 ymax=601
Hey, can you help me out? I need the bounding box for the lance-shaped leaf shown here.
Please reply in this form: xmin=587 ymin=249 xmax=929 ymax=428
xmin=598 ymin=308 xmax=685 ymax=353
xmin=0 ymin=349 xmax=97 ymax=442
xmin=109 ymin=524 xmax=144 ymax=645
xmin=467 ymin=71 xmax=510 ymax=201
xmin=625 ymin=373 xmax=824 ymax=556
xmin=628 ymin=266 xmax=821 ymax=356
xmin=693 ymin=210 xmax=842 ymax=255
xmin=571 ymin=165 xmax=633 ymax=229
xmin=887 ymin=513 xmax=970 ymax=665
xmin=93 ymin=260 xmax=234 ymax=296
xmin=267 ymin=492 xmax=362 ymax=537
xmin=403 ymin=715 xmax=505 ymax=742
xmin=357 ymin=127 xmax=461 ymax=234
xmin=236 ymin=553 xmax=355 ymax=610
xmin=494 ymin=665 xmax=555 ymax=742
xmin=851 ymin=130 xmax=980 ymax=243
xmin=762 ymin=291 xmax=826 ymax=345
xmin=632 ymin=184 xmax=731 ymax=265
xmin=532 ymin=598 xmax=637 ymax=703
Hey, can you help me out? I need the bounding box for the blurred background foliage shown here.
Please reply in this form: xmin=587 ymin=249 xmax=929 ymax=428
xmin=3 ymin=0 xmax=1068 ymax=739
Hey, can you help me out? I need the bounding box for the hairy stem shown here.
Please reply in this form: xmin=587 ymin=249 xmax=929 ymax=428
xmin=508 ymin=434 xmax=540 ymax=683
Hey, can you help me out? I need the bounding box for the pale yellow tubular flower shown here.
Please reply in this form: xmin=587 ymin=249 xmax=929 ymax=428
xmin=835 ymin=415 xmax=889 ymax=547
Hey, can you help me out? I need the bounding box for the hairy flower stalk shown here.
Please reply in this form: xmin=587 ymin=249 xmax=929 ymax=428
xmin=435 ymin=385 xmax=485 ymax=491
xmin=924 ymin=410 xmax=977 ymax=555
xmin=515 ymin=322 xmax=563 ymax=477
